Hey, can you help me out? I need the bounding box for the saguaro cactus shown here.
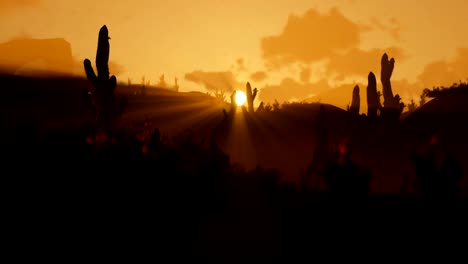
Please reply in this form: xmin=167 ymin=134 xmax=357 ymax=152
xmin=84 ymin=25 xmax=126 ymax=132
xmin=381 ymin=53 xmax=400 ymax=108
xmin=367 ymin=72 xmax=378 ymax=118
xmin=380 ymin=53 xmax=404 ymax=118
xmin=246 ymin=82 xmax=258 ymax=113
xmin=350 ymin=85 xmax=360 ymax=115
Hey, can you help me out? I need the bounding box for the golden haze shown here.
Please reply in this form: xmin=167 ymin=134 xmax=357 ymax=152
xmin=1 ymin=0 xmax=468 ymax=111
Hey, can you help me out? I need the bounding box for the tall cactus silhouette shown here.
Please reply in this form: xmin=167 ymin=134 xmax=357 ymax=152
xmin=381 ymin=53 xmax=396 ymax=108
xmin=84 ymin=25 xmax=126 ymax=132
xmin=380 ymin=53 xmax=404 ymax=118
xmin=349 ymin=85 xmax=360 ymax=115
xmin=246 ymin=82 xmax=258 ymax=113
xmin=367 ymin=72 xmax=379 ymax=118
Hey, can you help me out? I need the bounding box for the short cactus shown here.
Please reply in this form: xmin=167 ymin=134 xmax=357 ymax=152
xmin=349 ymin=85 xmax=360 ymax=115
xmin=246 ymin=82 xmax=258 ymax=113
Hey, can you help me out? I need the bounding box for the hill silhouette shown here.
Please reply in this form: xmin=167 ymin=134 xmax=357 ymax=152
xmin=4 ymin=71 xmax=467 ymax=196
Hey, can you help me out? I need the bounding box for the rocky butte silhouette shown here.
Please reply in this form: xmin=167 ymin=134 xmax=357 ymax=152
xmin=0 ymin=38 xmax=74 ymax=75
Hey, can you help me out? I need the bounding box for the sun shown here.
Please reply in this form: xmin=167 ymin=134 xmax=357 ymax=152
xmin=235 ymin=90 xmax=247 ymax=106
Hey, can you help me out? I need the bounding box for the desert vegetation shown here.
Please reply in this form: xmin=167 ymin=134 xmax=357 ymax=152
xmin=2 ymin=24 xmax=468 ymax=260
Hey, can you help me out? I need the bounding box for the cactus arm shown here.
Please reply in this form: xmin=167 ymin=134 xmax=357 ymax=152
xmin=84 ymin=59 xmax=98 ymax=88
xmin=253 ymin=88 xmax=258 ymax=101
xmin=109 ymin=75 xmax=117 ymax=92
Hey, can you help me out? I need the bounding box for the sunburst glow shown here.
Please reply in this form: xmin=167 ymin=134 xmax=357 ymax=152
xmin=235 ymin=90 xmax=247 ymax=106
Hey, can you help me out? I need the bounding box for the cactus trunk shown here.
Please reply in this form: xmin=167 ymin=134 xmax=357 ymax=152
xmin=96 ymin=26 xmax=110 ymax=82
xmin=367 ymin=72 xmax=378 ymax=118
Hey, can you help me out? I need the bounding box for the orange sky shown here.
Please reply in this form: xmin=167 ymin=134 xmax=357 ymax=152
xmin=1 ymin=0 xmax=468 ymax=107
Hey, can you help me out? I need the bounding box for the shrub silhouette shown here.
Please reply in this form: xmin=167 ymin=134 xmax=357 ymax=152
xmin=412 ymin=135 xmax=464 ymax=200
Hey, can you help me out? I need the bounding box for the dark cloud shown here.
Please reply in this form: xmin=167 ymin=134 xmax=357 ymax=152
xmin=259 ymin=78 xmax=331 ymax=103
xmin=250 ymin=71 xmax=268 ymax=82
xmin=184 ymin=70 xmax=241 ymax=93
xmin=261 ymin=8 xmax=363 ymax=69
xmin=0 ymin=0 xmax=42 ymax=14
xmin=418 ymin=48 xmax=468 ymax=88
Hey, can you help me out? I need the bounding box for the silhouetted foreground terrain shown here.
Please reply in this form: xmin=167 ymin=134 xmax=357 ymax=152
xmin=2 ymin=73 xmax=468 ymax=261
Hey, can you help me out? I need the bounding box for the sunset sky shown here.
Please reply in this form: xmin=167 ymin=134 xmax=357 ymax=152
xmin=1 ymin=0 xmax=468 ymax=107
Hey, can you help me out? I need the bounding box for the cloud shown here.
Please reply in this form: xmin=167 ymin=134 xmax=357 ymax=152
xmin=230 ymin=58 xmax=247 ymax=73
xmin=235 ymin=58 xmax=247 ymax=72
xmin=261 ymin=8 xmax=363 ymax=69
xmin=299 ymin=66 xmax=311 ymax=83
xmin=388 ymin=18 xmax=402 ymax=41
xmin=418 ymin=48 xmax=468 ymax=88
xmin=259 ymin=78 xmax=331 ymax=102
xmin=249 ymin=71 xmax=268 ymax=82
xmin=370 ymin=17 xmax=402 ymax=41
xmin=109 ymin=61 xmax=125 ymax=76
xmin=184 ymin=70 xmax=242 ymax=93
xmin=260 ymin=7 xmax=405 ymax=83
xmin=391 ymin=79 xmax=424 ymax=102
xmin=0 ymin=0 xmax=42 ymax=13
xmin=8 ymin=31 xmax=33 ymax=41
xmin=327 ymin=47 xmax=405 ymax=77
